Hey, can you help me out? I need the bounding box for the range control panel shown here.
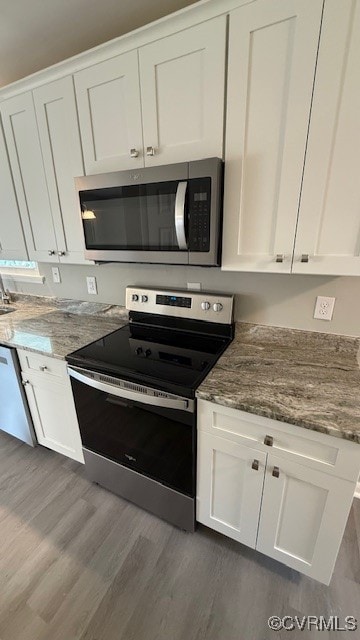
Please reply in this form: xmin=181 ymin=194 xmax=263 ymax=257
xmin=126 ymin=287 xmax=234 ymax=325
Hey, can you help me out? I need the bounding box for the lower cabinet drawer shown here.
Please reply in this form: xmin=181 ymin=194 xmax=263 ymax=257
xmin=197 ymin=400 xmax=360 ymax=482
xmin=197 ymin=431 xmax=266 ymax=548
xmin=18 ymin=349 xmax=66 ymax=379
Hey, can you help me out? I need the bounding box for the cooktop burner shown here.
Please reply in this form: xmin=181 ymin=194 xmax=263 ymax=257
xmin=67 ymin=286 xmax=234 ymax=398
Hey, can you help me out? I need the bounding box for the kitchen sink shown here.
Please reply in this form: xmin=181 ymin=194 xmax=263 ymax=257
xmin=0 ymin=307 xmax=15 ymax=315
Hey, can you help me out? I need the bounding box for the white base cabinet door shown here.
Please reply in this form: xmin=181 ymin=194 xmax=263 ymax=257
xmin=222 ymin=0 xmax=323 ymax=272
xmin=256 ymin=454 xmax=355 ymax=585
xmin=197 ymin=432 xmax=266 ymax=548
xmin=18 ymin=352 xmax=84 ymax=463
xmin=293 ymin=0 xmax=360 ymax=276
xmin=139 ymin=16 xmax=226 ymax=166
xmin=0 ymin=123 xmax=28 ymax=260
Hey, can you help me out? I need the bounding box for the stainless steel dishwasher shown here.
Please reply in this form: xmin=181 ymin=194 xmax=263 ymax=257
xmin=0 ymin=345 xmax=36 ymax=446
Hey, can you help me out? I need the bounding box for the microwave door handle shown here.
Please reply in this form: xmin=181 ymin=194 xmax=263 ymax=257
xmin=175 ymin=181 xmax=188 ymax=250
xmin=68 ymin=366 xmax=189 ymax=411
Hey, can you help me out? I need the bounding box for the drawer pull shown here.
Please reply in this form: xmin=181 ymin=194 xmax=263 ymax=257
xmin=275 ymin=254 xmax=284 ymax=263
xmin=130 ymin=148 xmax=139 ymax=158
xmin=146 ymin=146 xmax=156 ymax=156
xmin=251 ymin=459 xmax=259 ymax=471
xmin=39 ymin=365 xmax=48 ymax=372
xmin=301 ymin=253 xmax=309 ymax=263
xmin=22 ymin=380 xmax=30 ymax=386
xmin=272 ymin=466 xmax=280 ymax=478
xmin=264 ymin=435 xmax=273 ymax=447
xmin=48 ymin=250 xmax=55 ymax=256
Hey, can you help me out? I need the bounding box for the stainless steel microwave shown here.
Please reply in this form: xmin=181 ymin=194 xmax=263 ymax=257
xmin=75 ymin=157 xmax=223 ymax=266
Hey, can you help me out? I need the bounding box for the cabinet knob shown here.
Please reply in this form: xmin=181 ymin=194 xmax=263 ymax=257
xmin=48 ymin=250 xmax=55 ymax=256
xmin=22 ymin=380 xmax=30 ymax=386
xmin=272 ymin=466 xmax=280 ymax=478
xmin=39 ymin=365 xmax=48 ymax=372
xmin=301 ymin=253 xmax=309 ymax=263
xmin=275 ymin=254 xmax=284 ymax=263
xmin=251 ymin=459 xmax=259 ymax=471
xmin=264 ymin=435 xmax=273 ymax=447
xmin=130 ymin=148 xmax=139 ymax=158
xmin=146 ymin=146 xmax=156 ymax=156
xmin=58 ymin=251 xmax=66 ymax=256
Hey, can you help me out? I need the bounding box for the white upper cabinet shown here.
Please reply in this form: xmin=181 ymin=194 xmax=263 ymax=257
xmin=0 ymin=122 xmax=28 ymax=260
xmin=222 ymin=0 xmax=323 ymax=272
xmin=33 ymin=77 xmax=88 ymax=264
xmin=293 ymin=0 xmax=360 ymax=276
xmin=0 ymin=92 xmax=58 ymax=262
xmin=74 ymin=51 xmax=143 ymax=174
xmin=139 ymin=16 xmax=226 ymax=166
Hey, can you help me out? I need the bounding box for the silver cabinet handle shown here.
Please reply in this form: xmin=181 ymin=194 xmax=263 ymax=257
xmin=22 ymin=380 xmax=30 ymax=386
xmin=39 ymin=366 xmax=48 ymax=372
xmin=58 ymin=251 xmax=66 ymax=256
xmin=251 ymin=459 xmax=259 ymax=471
xmin=146 ymin=146 xmax=155 ymax=156
xmin=174 ymin=181 xmax=188 ymax=251
xmin=272 ymin=466 xmax=280 ymax=478
xmin=48 ymin=250 xmax=55 ymax=256
xmin=264 ymin=435 xmax=274 ymax=447
xmin=276 ymin=254 xmax=284 ymax=263
xmin=301 ymin=254 xmax=309 ymax=263
xmin=130 ymin=148 xmax=139 ymax=158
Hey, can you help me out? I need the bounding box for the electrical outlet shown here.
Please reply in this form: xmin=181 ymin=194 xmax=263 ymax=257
xmin=86 ymin=276 xmax=97 ymax=295
xmin=187 ymin=282 xmax=201 ymax=290
xmin=52 ymin=267 xmax=61 ymax=284
xmin=314 ymin=296 xmax=335 ymax=321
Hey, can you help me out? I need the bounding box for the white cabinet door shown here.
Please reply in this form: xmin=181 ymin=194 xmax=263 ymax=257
xmin=74 ymin=51 xmax=143 ymax=174
xmin=293 ymin=0 xmax=360 ymax=276
xmin=0 ymin=92 xmax=58 ymax=262
xmin=139 ymin=17 xmax=226 ymax=166
xmin=22 ymin=369 xmax=84 ymax=463
xmin=197 ymin=431 xmax=266 ymax=548
xmin=0 ymin=122 xmax=28 ymax=260
xmin=256 ymin=454 xmax=355 ymax=585
xmin=33 ymin=77 xmax=88 ymax=265
xmin=222 ymin=0 xmax=323 ymax=272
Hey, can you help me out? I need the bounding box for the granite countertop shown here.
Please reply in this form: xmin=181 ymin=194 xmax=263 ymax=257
xmin=0 ymin=294 xmax=128 ymax=359
xmin=196 ymin=322 xmax=360 ymax=444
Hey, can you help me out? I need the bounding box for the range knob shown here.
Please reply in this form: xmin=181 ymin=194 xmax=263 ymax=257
xmin=141 ymin=295 xmax=148 ymax=303
xmin=135 ymin=347 xmax=143 ymax=355
xmin=145 ymin=349 xmax=152 ymax=358
xmin=201 ymin=301 xmax=211 ymax=311
xmin=132 ymin=294 xmax=139 ymax=302
xmin=213 ymin=302 xmax=223 ymax=312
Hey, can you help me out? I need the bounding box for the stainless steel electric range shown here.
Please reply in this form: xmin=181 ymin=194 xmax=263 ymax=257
xmin=66 ymin=287 xmax=234 ymax=531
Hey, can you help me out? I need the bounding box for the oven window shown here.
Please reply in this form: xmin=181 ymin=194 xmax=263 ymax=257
xmin=80 ymin=181 xmax=185 ymax=251
xmin=71 ymin=379 xmax=195 ymax=496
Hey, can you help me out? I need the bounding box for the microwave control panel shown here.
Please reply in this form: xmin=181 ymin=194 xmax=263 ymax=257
xmin=187 ymin=177 xmax=211 ymax=252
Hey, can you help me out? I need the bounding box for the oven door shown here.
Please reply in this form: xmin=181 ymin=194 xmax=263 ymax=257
xmin=68 ymin=367 xmax=195 ymax=497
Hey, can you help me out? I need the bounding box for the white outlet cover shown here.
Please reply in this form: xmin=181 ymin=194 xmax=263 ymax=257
xmin=314 ymin=296 xmax=335 ymax=321
xmin=86 ymin=276 xmax=97 ymax=295
xmin=52 ymin=267 xmax=61 ymax=284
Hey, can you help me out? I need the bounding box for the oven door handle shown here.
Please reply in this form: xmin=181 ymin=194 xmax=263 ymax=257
xmin=68 ymin=366 xmax=190 ymax=411
xmin=175 ymin=181 xmax=188 ymax=250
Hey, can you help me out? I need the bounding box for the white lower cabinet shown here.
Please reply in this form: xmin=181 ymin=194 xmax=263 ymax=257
xmin=197 ymin=432 xmax=266 ymax=548
xmin=256 ymin=454 xmax=355 ymax=585
xmin=197 ymin=400 xmax=360 ymax=584
xmin=18 ymin=350 xmax=84 ymax=463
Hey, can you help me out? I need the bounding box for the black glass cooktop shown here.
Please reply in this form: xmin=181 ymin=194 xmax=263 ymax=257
xmin=66 ymin=321 xmax=231 ymax=398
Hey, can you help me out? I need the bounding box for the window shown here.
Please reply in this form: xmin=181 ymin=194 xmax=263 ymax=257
xmin=0 ymin=260 xmax=44 ymax=285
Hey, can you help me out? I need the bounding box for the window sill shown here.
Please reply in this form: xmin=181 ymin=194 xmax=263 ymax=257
xmin=1 ymin=273 xmax=45 ymax=285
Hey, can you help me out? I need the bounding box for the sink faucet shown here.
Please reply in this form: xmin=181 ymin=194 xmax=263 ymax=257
xmin=0 ymin=272 xmax=11 ymax=304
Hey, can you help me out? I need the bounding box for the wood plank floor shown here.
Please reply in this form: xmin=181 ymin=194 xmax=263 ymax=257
xmin=0 ymin=430 xmax=359 ymax=640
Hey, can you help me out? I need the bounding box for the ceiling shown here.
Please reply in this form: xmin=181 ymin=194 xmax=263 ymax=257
xmin=0 ymin=0 xmax=199 ymax=88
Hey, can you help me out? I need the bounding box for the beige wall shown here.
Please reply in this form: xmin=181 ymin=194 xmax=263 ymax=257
xmin=11 ymin=262 xmax=360 ymax=337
